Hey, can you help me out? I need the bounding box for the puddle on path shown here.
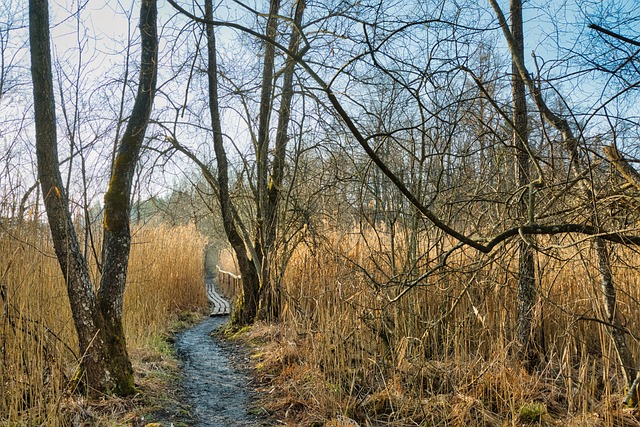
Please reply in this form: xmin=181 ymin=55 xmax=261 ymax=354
xmin=175 ymin=316 xmax=265 ymax=426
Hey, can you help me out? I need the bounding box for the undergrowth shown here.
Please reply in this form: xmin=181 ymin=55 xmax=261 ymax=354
xmin=0 ymin=221 xmax=209 ymax=425
xmin=226 ymin=225 xmax=640 ymax=427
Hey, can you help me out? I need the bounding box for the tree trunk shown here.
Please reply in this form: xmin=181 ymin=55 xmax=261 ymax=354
xmin=490 ymin=0 xmax=636 ymax=391
xmin=205 ymin=0 xmax=259 ymax=325
xmin=253 ymin=0 xmax=281 ymax=322
xmin=98 ymin=0 xmax=157 ymax=394
xmin=594 ymin=238 xmax=635 ymax=385
xmin=603 ymin=146 xmax=640 ymax=397
xmin=260 ymin=0 xmax=306 ymax=321
xmin=510 ymin=0 xmax=537 ymax=371
xmin=29 ymin=0 xmax=157 ymax=396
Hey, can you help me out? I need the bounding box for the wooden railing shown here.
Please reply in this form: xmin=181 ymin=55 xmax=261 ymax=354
xmin=216 ymin=265 xmax=242 ymax=302
xmin=205 ymin=280 xmax=231 ymax=316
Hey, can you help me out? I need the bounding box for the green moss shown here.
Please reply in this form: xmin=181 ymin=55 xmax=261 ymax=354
xmin=113 ymin=373 xmax=138 ymax=397
xmin=101 ymin=320 xmax=138 ymax=397
xmin=223 ymin=323 xmax=252 ymax=339
xmin=230 ymin=294 xmax=246 ymax=326
xmin=103 ymin=150 xmax=135 ymax=232
xmin=148 ymin=333 xmax=175 ymax=357
xmin=518 ymin=402 xmax=546 ymax=424
xmin=103 ymin=184 xmax=129 ymax=231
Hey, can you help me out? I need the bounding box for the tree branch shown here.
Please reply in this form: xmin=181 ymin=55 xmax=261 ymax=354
xmin=589 ymin=24 xmax=640 ymax=47
xmin=168 ymin=0 xmax=640 ymax=255
xmin=603 ymin=145 xmax=640 ymax=192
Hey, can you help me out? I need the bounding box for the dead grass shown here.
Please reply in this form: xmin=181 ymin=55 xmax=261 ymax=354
xmin=229 ymin=225 xmax=640 ymax=426
xmin=0 ymin=221 xmax=208 ymax=425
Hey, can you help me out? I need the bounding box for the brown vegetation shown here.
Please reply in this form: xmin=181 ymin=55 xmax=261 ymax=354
xmin=229 ymin=225 xmax=640 ymax=426
xmin=0 ymin=222 xmax=208 ymax=425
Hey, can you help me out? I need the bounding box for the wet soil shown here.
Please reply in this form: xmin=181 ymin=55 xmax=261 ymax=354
xmin=175 ymin=316 xmax=270 ymax=427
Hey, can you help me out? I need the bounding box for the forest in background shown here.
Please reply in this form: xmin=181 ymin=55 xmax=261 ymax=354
xmin=3 ymin=0 xmax=640 ymax=425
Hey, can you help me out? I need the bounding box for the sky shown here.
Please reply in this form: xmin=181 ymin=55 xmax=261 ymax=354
xmin=1 ymin=0 xmax=639 ymax=216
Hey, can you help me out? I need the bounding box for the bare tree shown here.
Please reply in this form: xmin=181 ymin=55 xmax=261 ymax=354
xmin=29 ymin=0 xmax=157 ymax=395
xmin=167 ymin=0 xmax=306 ymax=324
xmin=204 ymin=0 xmax=260 ymax=324
xmin=0 ymin=0 xmax=27 ymax=99
xmin=489 ymin=0 xmax=637 ymax=392
xmin=260 ymin=0 xmax=307 ymax=320
xmin=165 ymin=0 xmax=640 ymax=321
xmin=511 ymin=0 xmax=537 ymax=371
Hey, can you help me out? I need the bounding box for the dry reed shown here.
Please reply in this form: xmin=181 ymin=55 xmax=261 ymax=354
xmin=0 ymin=221 xmax=208 ymax=425
xmin=240 ymin=224 xmax=640 ymax=426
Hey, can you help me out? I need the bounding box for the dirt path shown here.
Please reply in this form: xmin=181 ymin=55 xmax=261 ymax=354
xmin=175 ymin=315 xmax=268 ymax=426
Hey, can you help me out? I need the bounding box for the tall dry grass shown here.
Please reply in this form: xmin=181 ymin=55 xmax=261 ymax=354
xmin=125 ymin=224 xmax=209 ymax=346
xmin=249 ymin=224 xmax=640 ymax=426
xmin=0 ymin=221 xmax=208 ymax=425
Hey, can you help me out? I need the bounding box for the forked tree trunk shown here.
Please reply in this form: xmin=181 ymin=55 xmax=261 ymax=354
xmin=201 ymin=0 xmax=305 ymax=324
xmin=252 ymin=0 xmax=281 ymax=322
xmin=260 ymin=0 xmax=306 ymax=321
xmin=29 ymin=0 xmax=157 ymax=395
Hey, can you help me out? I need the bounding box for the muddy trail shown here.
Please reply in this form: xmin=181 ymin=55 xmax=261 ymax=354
xmin=174 ymin=287 xmax=269 ymax=426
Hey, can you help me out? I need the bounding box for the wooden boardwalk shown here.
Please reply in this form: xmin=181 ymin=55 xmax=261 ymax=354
xmin=205 ymin=280 xmax=232 ymax=316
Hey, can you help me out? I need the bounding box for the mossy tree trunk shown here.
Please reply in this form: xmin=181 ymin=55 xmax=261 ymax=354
xmin=259 ymin=0 xmax=306 ymax=322
xmin=29 ymin=0 xmax=157 ymax=396
xmin=247 ymin=0 xmax=281 ymax=323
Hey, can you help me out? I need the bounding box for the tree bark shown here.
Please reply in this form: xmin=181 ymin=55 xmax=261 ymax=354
xmin=252 ymin=0 xmax=281 ymax=321
xmin=98 ymin=0 xmax=158 ymax=395
xmin=205 ymin=0 xmax=259 ymax=325
xmin=603 ymin=145 xmax=640 ymax=403
xmin=511 ymin=0 xmax=537 ymax=371
xmin=604 ymin=145 xmax=640 ymax=192
xmin=260 ymin=0 xmax=306 ymax=321
xmin=29 ymin=0 xmax=157 ymax=396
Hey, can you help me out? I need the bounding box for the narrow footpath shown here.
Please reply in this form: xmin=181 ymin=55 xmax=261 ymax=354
xmin=174 ymin=279 xmax=266 ymax=426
